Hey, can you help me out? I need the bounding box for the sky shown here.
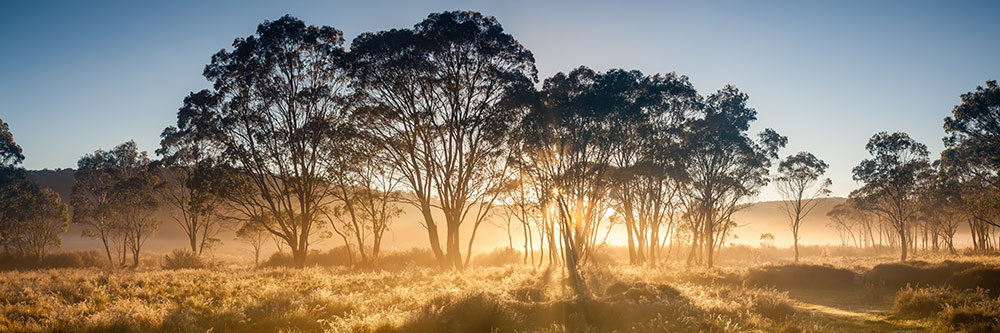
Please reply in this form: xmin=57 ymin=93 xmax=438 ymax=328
xmin=1 ymin=0 xmax=998 ymax=201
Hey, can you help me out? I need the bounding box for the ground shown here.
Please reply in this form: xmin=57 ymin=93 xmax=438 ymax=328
xmin=1 ymin=257 xmax=995 ymax=332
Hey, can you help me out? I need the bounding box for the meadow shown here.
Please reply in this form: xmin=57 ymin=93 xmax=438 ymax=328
xmin=3 ymin=248 xmax=1000 ymax=332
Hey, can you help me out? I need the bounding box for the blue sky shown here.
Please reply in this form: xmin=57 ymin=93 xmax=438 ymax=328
xmin=1 ymin=0 xmax=998 ymax=200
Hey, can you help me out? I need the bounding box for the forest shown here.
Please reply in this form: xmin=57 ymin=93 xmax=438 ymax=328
xmin=2 ymin=10 xmax=1000 ymax=332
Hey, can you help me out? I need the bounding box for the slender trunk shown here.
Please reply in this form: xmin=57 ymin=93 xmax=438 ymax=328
xmin=419 ymin=204 xmax=447 ymax=266
xmin=100 ymin=231 xmax=114 ymax=267
xmin=793 ymin=234 xmax=800 ymax=262
xmin=899 ymin=227 xmax=907 ymax=261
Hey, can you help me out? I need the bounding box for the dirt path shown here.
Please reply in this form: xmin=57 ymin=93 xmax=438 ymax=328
xmin=785 ymin=288 xmax=931 ymax=331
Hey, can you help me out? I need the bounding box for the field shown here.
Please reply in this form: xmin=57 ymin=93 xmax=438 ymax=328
xmin=3 ymin=252 xmax=1000 ymax=332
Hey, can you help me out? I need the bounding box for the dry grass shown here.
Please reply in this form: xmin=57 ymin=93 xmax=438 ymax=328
xmin=4 ymin=254 xmax=1000 ymax=332
xmin=0 ymin=264 xmax=826 ymax=332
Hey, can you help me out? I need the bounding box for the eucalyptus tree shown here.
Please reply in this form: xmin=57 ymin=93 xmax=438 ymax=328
xmin=941 ymin=80 xmax=1000 ymax=243
xmin=72 ymin=141 xmax=160 ymax=267
xmin=72 ymin=148 xmax=121 ymax=265
xmin=601 ymin=70 xmax=697 ymax=265
xmin=235 ymin=221 xmax=268 ymax=266
xmin=8 ymin=188 xmax=69 ymax=260
xmin=110 ymin=142 xmax=161 ymax=268
xmin=682 ymin=86 xmax=786 ymax=268
xmin=0 ymin=119 xmax=23 ymax=167
xmin=520 ymin=66 xmax=617 ymax=289
xmin=775 ymin=152 xmax=831 ymax=262
xmin=349 ymin=11 xmax=537 ymax=269
xmin=943 ymin=80 xmax=1000 ymax=191
xmin=0 ymin=118 xmax=29 ymax=249
xmin=851 ymin=132 xmax=931 ymax=261
xmin=173 ymin=16 xmax=350 ymax=268
xmin=157 ymin=112 xmax=227 ymax=256
xmin=324 ymin=127 xmax=402 ymax=266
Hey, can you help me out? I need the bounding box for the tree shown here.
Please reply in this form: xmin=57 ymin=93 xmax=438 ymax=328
xmin=349 ymin=11 xmax=536 ymax=269
xmin=325 ymin=133 xmax=402 ymax=266
xmin=520 ymin=67 xmax=622 ymax=288
xmin=0 ymin=119 xmax=24 ymax=167
xmin=174 ymin=16 xmax=350 ymax=268
xmin=600 ymin=70 xmax=696 ymax=266
xmin=682 ymin=86 xmax=786 ymax=268
xmin=235 ymin=221 xmax=268 ymax=266
xmin=851 ymin=132 xmax=930 ymax=261
xmin=157 ymin=120 xmax=227 ymax=256
xmin=943 ymin=80 xmax=1000 ymax=191
xmin=827 ymin=202 xmax=873 ymax=247
xmin=110 ymin=142 xmax=161 ymax=268
xmin=774 ymin=152 xmax=831 ymax=262
xmin=7 ymin=187 xmax=69 ymax=260
xmin=0 ymin=118 xmax=30 ymax=250
xmin=72 ymin=148 xmax=121 ymax=265
xmin=941 ymin=80 xmax=1000 ymax=242
xmin=72 ymin=141 xmax=160 ymax=267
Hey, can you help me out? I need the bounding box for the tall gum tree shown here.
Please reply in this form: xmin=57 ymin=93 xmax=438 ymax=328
xmin=775 ymin=151 xmax=831 ymax=262
xmin=173 ymin=16 xmax=350 ymax=268
xmin=682 ymin=86 xmax=785 ymax=268
xmin=851 ymin=132 xmax=930 ymax=261
xmin=349 ymin=11 xmax=537 ymax=269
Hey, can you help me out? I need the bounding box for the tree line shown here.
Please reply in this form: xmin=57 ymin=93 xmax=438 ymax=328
xmin=0 ymin=11 xmax=996 ymax=272
xmin=829 ymin=80 xmax=1000 ymax=261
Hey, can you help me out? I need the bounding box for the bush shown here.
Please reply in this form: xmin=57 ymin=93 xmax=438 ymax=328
xmin=162 ymin=250 xmax=207 ymax=270
xmin=377 ymin=248 xmax=438 ymax=269
xmin=892 ymin=286 xmax=989 ymax=318
xmin=0 ymin=251 xmax=106 ymax=270
xmin=947 ymin=267 xmax=1000 ymax=296
xmin=748 ymin=264 xmax=856 ymax=289
xmin=471 ymin=247 xmax=522 ymax=267
xmin=892 ymin=286 xmax=955 ymax=317
xmin=867 ymin=260 xmax=977 ymax=288
xmin=394 ymin=292 xmax=525 ymax=333
xmin=937 ymin=302 xmax=1000 ymax=332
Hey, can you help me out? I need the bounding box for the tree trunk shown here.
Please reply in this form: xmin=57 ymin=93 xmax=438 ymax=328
xmin=899 ymin=227 xmax=907 ymax=261
xmin=100 ymin=232 xmax=114 ymax=267
xmin=292 ymin=247 xmax=307 ymax=268
xmin=705 ymin=221 xmax=715 ymax=268
xmin=419 ymin=205 xmax=447 ymax=265
xmin=793 ymin=233 xmax=800 ymax=262
xmin=190 ymin=234 xmax=199 ymax=256
xmin=446 ymin=222 xmax=462 ymax=269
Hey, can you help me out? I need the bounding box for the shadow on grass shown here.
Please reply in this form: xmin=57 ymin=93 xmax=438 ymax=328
xmin=383 ymin=267 xmax=713 ymax=332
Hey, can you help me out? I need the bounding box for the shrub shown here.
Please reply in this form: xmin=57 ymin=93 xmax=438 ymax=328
xmin=892 ymin=286 xmax=989 ymax=318
xmin=0 ymin=250 xmax=106 ymax=270
xmin=394 ymin=292 xmax=525 ymax=332
xmin=162 ymin=250 xmax=206 ymax=270
xmin=937 ymin=302 xmax=1000 ymax=332
xmin=377 ymin=248 xmax=438 ymax=269
xmin=867 ymin=261 xmax=977 ymax=288
xmin=947 ymin=267 xmax=1000 ymax=296
xmin=892 ymin=286 xmax=954 ymax=317
xmin=748 ymin=264 xmax=856 ymax=289
xmin=754 ymin=292 xmax=796 ymax=320
xmin=471 ymin=247 xmax=522 ymax=267
xmin=306 ymin=247 xmax=352 ymax=267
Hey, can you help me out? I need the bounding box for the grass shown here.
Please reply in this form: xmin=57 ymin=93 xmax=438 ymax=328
xmin=0 ymin=264 xmax=829 ymax=332
xmin=3 ymin=253 xmax=1000 ymax=332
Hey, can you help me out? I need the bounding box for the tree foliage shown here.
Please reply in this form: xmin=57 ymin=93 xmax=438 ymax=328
xmin=775 ymin=151 xmax=831 ymax=262
xmin=349 ymin=11 xmax=536 ymax=269
xmin=173 ymin=15 xmax=350 ymax=268
xmin=851 ymin=132 xmax=930 ymax=261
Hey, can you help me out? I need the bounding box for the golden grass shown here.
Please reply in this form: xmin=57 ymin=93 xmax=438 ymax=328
xmin=2 ymin=255 xmax=998 ymax=332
